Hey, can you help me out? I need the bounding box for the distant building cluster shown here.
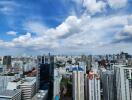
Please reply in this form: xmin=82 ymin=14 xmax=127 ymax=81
xmin=55 ymin=52 xmax=132 ymax=100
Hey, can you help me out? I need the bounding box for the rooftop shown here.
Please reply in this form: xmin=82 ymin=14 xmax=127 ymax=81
xmin=72 ymin=67 xmax=84 ymax=71
xmin=0 ymin=90 xmax=21 ymax=98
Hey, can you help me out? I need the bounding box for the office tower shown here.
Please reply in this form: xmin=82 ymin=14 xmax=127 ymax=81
xmin=114 ymin=65 xmax=132 ymax=100
xmin=84 ymin=75 xmax=88 ymax=100
xmin=0 ymin=90 xmax=21 ymax=100
xmin=101 ymin=70 xmax=115 ymax=100
xmin=53 ymin=76 xmax=61 ymax=100
xmin=53 ymin=69 xmax=62 ymax=100
xmin=0 ymin=57 xmax=3 ymax=65
xmin=85 ymin=70 xmax=101 ymax=100
xmin=0 ymin=65 xmax=3 ymax=73
xmin=72 ymin=67 xmax=84 ymax=100
xmin=38 ymin=54 xmax=54 ymax=100
xmin=3 ymin=56 xmax=11 ymax=67
xmin=37 ymin=55 xmax=50 ymax=64
xmin=81 ymin=55 xmax=92 ymax=71
xmin=39 ymin=63 xmax=50 ymax=89
xmin=19 ymin=77 xmax=36 ymax=100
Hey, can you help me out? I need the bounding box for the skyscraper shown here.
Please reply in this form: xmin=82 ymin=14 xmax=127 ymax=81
xmin=72 ymin=67 xmax=84 ymax=100
xmin=114 ymin=65 xmax=132 ymax=100
xmin=85 ymin=70 xmax=101 ymax=100
xmin=101 ymin=70 xmax=115 ymax=100
xmin=3 ymin=56 xmax=11 ymax=67
xmin=37 ymin=54 xmax=54 ymax=100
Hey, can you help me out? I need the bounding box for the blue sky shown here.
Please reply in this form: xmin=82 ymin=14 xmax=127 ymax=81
xmin=0 ymin=0 xmax=132 ymax=55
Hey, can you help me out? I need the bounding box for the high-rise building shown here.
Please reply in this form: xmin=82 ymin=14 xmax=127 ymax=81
xmin=3 ymin=56 xmax=11 ymax=67
xmin=85 ymin=70 xmax=101 ymax=100
xmin=0 ymin=57 xmax=3 ymax=65
xmin=37 ymin=54 xmax=54 ymax=100
xmin=101 ymin=70 xmax=115 ymax=100
xmin=72 ymin=67 xmax=84 ymax=100
xmin=114 ymin=65 xmax=132 ymax=100
xmin=37 ymin=55 xmax=50 ymax=64
xmin=53 ymin=69 xmax=62 ymax=100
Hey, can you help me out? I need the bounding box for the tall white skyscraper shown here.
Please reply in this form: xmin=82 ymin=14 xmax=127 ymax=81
xmin=53 ymin=69 xmax=62 ymax=100
xmin=114 ymin=65 xmax=132 ymax=100
xmin=72 ymin=67 xmax=84 ymax=100
xmin=85 ymin=70 xmax=101 ymax=100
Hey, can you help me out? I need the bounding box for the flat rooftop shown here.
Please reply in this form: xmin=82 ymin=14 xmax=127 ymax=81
xmin=0 ymin=90 xmax=21 ymax=98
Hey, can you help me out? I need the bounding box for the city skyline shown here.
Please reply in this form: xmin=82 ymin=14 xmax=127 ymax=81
xmin=0 ymin=51 xmax=132 ymax=100
xmin=0 ymin=0 xmax=132 ymax=55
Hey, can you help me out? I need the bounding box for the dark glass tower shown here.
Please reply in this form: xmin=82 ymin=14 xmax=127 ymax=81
xmin=37 ymin=54 xmax=54 ymax=100
xmin=3 ymin=56 xmax=11 ymax=67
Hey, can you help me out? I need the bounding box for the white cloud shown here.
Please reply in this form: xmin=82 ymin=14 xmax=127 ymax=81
xmin=60 ymin=14 xmax=132 ymax=53
xmin=115 ymin=25 xmax=132 ymax=41
xmin=6 ymin=31 xmax=17 ymax=36
xmin=47 ymin=16 xmax=82 ymax=39
xmin=107 ymin=0 xmax=127 ymax=9
xmin=0 ymin=0 xmax=131 ymax=55
xmin=123 ymin=25 xmax=132 ymax=33
xmin=72 ymin=0 xmax=128 ymax=15
xmin=24 ymin=21 xmax=48 ymax=35
xmin=0 ymin=40 xmax=15 ymax=48
xmin=12 ymin=33 xmax=32 ymax=47
xmin=1 ymin=13 xmax=132 ymax=54
xmin=83 ymin=0 xmax=106 ymax=14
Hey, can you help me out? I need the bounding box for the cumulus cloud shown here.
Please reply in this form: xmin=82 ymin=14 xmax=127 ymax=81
xmin=114 ymin=25 xmax=132 ymax=43
xmin=0 ymin=0 xmax=131 ymax=55
xmin=72 ymin=0 xmax=128 ymax=15
xmin=0 ymin=40 xmax=15 ymax=48
xmin=46 ymin=16 xmax=82 ymax=39
xmin=24 ymin=21 xmax=48 ymax=35
xmin=123 ymin=25 xmax=132 ymax=33
xmin=1 ymin=0 xmax=132 ymax=55
xmin=13 ymin=33 xmax=32 ymax=45
xmin=15 ymin=14 xmax=131 ymax=50
xmin=107 ymin=0 xmax=127 ymax=9
xmin=1 ymin=13 xmax=131 ymax=54
xmin=83 ymin=0 xmax=106 ymax=14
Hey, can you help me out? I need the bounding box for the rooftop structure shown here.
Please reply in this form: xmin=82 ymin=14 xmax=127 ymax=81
xmin=0 ymin=90 xmax=21 ymax=100
xmin=32 ymin=90 xmax=48 ymax=100
xmin=19 ymin=77 xmax=36 ymax=100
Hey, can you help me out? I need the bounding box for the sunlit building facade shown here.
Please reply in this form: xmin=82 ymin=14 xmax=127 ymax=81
xmin=72 ymin=67 xmax=84 ymax=100
xmin=114 ymin=65 xmax=132 ymax=100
